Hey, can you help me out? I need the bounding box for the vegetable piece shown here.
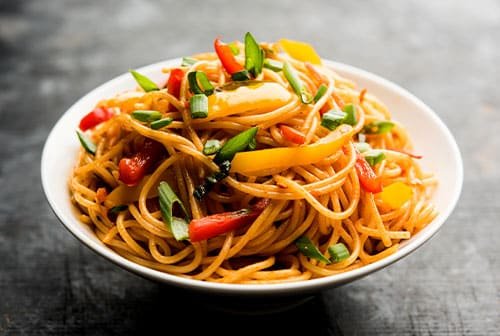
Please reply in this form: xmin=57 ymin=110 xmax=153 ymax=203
xmin=248 ymin=137 xmax=257 ymax=150
xmin=214 ymin=38 xmax=249 ymax=80
xmin=313 ymin=84 xmax=328 ymax=103
xmin=150 ymin=117 xmax=173 ymax=130
xmin=244 ymin=32 xmax=264 ymax=77
xmin=118 ymin=139 xmax=164 ymax=186
xmin=214 ymin=127 xmax=258 ymax=164
xmin=354 ymin=142 xmax=371 ymax=153
xmin=131 ymin=110 xmax=162 ymax=122
xmin=158 ymin=181 xmax=190 ymax=241
xmin=130 ymin=70 xmax=159 ymax=92
xmin=279 ymin=124 xmax=305 ymax=145
xmin=79 ymin=107 xmax=114 ymax=131
xmin=108 ymin=204 xmax=128 ymax=215
xmin=190 ymin=94 xmax=209 ymax=119
xmin=295 ymin=236 xmax=331 ymax=264
xmin=203 ymin=139 xmax=222 ymax=155
xmin=263 ymin=59 xmax=283 ymax=72
xmin=166 ymin=68 xmax=184 ymax=98
xmin=188 ymin=71 xmax=214 ymax=96
xmin=231 ymin=125 xmax=353 ymax=175
xmin=181 ymin=57 xmax=197 ymax=67
xmin=76 ymin=130 xmax=96 ymax=155
xmin=321 ymin=110 xmax=346 ymax=130
xmin=364 ymin=121 xmax=395 ymax=134
xmin=279 ymin=38 xmax=322 ymax=65
xmin=380 ymin=182 xmax=413 ymax=209
xmin=355 ymin=152 xmax=383 ymax=193
xmin=188 ymin=198 xmax=269 ymax=242
xmin=193 ymin=160 xmax=231 ymax=200
xmin=342 ymin=104 xmax=357 ymax=126
xmin=328 ymin=243 xmax=350 ymax=262
xmin=283 ymin=62 xmax=312 ymax=104
xmin=364 ymin=150 xmax=385 ymax=167
xmin=207 ymin=81 xmax=291 ymax=120
xmin=228 ymin=42 xmax=240 ymax=55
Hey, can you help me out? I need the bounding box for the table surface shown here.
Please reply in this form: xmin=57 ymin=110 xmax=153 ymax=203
xmin=1 ymin=1 xmax=499 ymax=335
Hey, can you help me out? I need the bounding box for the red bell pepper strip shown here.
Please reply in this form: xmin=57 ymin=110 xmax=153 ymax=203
xmin=279 ymin=124 xmax=305 ymax=145
xmin=79 ymin=107 xmax=114 ymax=131
xmin=355 ymin=152 xmax=383 ymax=193
xmin=118 ymin=139 xmax=164 ymax=186
xmin=214 ymin=38 xmax=245 ymax=75
xmin=189 ymin=199 xmax=269 ymax=242
xmin=166 ymin=68 xmax=184 ymax=98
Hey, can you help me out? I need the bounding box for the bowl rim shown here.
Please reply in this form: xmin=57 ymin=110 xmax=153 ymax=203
xmin=41 ymin=58 xmax=463 ymax=295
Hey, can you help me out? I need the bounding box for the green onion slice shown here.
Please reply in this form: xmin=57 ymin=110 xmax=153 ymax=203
xmin=328 ymin=243 xmax=350 ymax=263
xmin=283 ymin=62 xmax=312 ymax=104
xmin=364 ymin=121 xmax=395 ymax=134
xmin=181 ymin=57 xmax=197 ymax=67
xmin=231 ymin=70 xmax=251 ymax=81
xmin=263 ymin=59 xmax=283 ymax=72
xmin=109 ymin=205 xmax=128 ymax=215
xmin=354 ymin=142 xmax=372 ymax=153
xmin=203 ymin=139 xmax=222 ymax=155
xmin=295 ymin=236 xmax=331 ymax=264
xmin=129 ymin=70 xmax=159 ymax=92
xmin=190 ymin=94 xmax=208 ymax=119
xmin=244 ymin=32 xmax=264 ymax=77
xmin=193 ymin=160 xmax=231 ymax=200
xmin=228 ymin=42 xmax=240 ymax=55
xmin=343 ymin=104 xmax=357 ymax=126
xmin=150 ymin=117 xmax=173 ymax=130
xmin=364 ymin=150 xmax=386 ymax=166
xmin=76 ymin=130 xmax=96 ymax=155
xmin=214 ymin=127 xmax=258 ymax=164
xmin=131 ymin=110 xmax=162 ymax=122
xmin=188 ymin=71 xmax=214 ymax=96
xmin=321 ymin=110 xmax=347 ymax=131
xmin=158 ymin=181 xmax=190 ymax=241
xmin=313 ymin=84 xmax=328 ymax=103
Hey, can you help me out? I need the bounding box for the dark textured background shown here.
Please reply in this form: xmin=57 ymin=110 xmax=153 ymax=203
xmin=1 ymin=0 xmax=499 ymax=335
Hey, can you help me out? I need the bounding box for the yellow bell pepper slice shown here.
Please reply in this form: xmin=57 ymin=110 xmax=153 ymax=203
xmin=206 ymin=81 xmax=292 ymax=120
xmin=279 ymin=38 xmax=322 ymax=65
xmin=380 ymin=182 xmax=413 ymax=209
xmin=231 ymin=125 xmax=353 ymax=175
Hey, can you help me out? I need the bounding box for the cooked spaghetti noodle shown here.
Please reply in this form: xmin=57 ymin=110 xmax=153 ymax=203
xmin=70 ymin=35 xmax=437 ymax=284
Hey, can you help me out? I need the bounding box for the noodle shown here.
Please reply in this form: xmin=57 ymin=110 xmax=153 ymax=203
xmin=69 ymin=36 xmax=438 ymax=284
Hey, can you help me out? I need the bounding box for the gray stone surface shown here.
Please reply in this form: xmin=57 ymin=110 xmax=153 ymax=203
xmin=1 ymin=0 xmax=499 ymax=335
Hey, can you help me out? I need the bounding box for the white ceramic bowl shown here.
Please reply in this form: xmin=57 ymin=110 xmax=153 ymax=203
xmin=41 ymin=59 xmax=463 ymax=296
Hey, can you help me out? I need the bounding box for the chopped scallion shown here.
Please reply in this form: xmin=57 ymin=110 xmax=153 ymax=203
xmin=158 ymin=181 xmax=190 ymax=241
xmin=190 ymin=94 xmax=208 ymax=119
xmin=313 ymin=84 xmax=328 ymax=103
xmin=364 ymin=150 xmax=386 ymax=166
xmin=76 ymin=130 xmax=96 ymax=155
xmin=129 ymin=70 xmax=159 ymax=92
xmin=263 ymin=58 xmax=283 ymax=72
xmin=188 ymin=71 xmax=214 ymax=96
xmin=214 ymin=127 xmax=258 ymax=164
xmin=231 ymin=70 xmax=251 ymax=81
xmin=131 ymin=110 xmax=162 ymax=122
xmin=295 ymin=236 xmax=331 ymax=264
xmin=364 ymin=121 xmax=395 ymax=134
xmin=342 ymin=104 xmax=357 ymax=126
xmin=328 ymin=243 xmax=350 ymax=263
xmin=193 ymin=160 xmax=231 ymax=200
xmin=321 ymin=110 xmax=347 ymax=130
xmin=181 ymin=57 xmax=197 ymax=67
xmin=283 ymin=62 xmax=312 ymax=104
xmin=244 ymin=32 xmax=264 ymax=77
xmin=150 ymin=117 xmax=173 ymax=130
xmin=228 ymin=42 xmax=240 ymax=55
xmin=203 ymin=139 xmax=222 ymax=155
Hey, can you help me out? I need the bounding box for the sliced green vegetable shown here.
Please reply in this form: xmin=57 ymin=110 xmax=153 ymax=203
xmin=76 ymin=130 xmax=96 ymax=155
xmin=283 ymin=62 xmax=312 ymax=104
xmin=244 ymin=32 xmax=264 ymax=77
xmin=364 ymin=121 xmax=395 ymax=134
xmin=321 ymin=110 xmax=347 ymax=131
xmin=228 ymin=42 xmax=240 ymax=55
xmin=354 ymin=142 xmax=372 ymax=153
xmin=150 ymin=117 xmax=173 ymax=130
xmin=203 ymin=139 xmax=222 ymax=155
xmin=188 ymin=71 xmax=214 ymax=96
xmin=181 ymin=57 xmax=197 ymax=67
xmin=214 ymin=127 xmax=258 ymax=164
xmin=158 ymin=181 xmax=190 ymax=241
xmin=109 ymin=205 xmax=128 ymax=215
xmin=328 ymin=243 xmax=350 ymax=262
xmin=190 ymin=94 xmax=208 ymax=119
xmin=131 ymin=110 xmax=162 ymax=122
xmin=248 ymin=136 xmax=257 ymax=150
xmin=343 ymin=104 xmax=357 ymax=126
xmin=295 ymin=236 xmax=331 ymax=264
xmin=231 ymin=70 xmax=251 ymax=81
xmin=193 ymin=160 xmax=231 ymax=200
xmin=313 ymin=84 xmax=328 ymax=103
xmin=263 ymin=58 xmax=283 ymax=72
xmin=364 ymin=150 xmax=385 ymax=166
xmin=130 ymin=70 xmax=159 ymax=92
